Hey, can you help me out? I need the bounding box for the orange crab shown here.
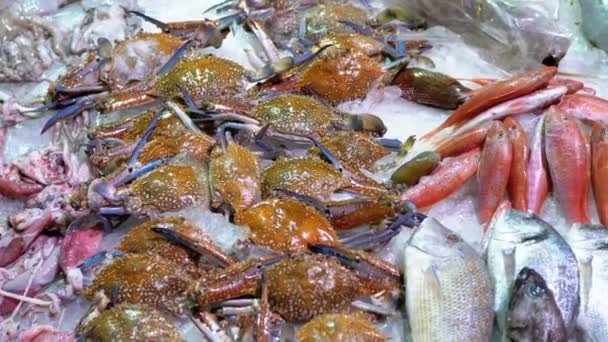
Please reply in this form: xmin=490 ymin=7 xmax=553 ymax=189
xmin=85 ymin=217 xmax=234 ymax=315
xmin=190 ymin=246 xmax=400 ymax=323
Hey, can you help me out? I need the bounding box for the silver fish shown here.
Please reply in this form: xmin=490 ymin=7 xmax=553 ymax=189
xmin=567 ymin=223 xmax=608 ymax=341
xmin=403 ymin=217 xmax=493 ymax=341
xmin=485 ymin=207 xmax=579 ymax=341
xmin=508 ymin=267 xmax=567 ymax=342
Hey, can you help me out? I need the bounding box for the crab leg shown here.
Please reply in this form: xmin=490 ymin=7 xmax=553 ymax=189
xmin=255 ymin=273 xmax=272 ymax=342
xmin=477 ymin=121 xmax=512 ymax=227
xmin=127 ymin=108 xmax=165 ymax=167
xmin=402 ymin=148 xmax=481 ymax=208
xmin=422 ymin=66 xmax=557 ymax=140
xmin=527 ymin=114 xmax=549 ymax=215
xmin=340 ymin=204 xmax=424 ymax=250
xmin=337 ymin=20 xmax=407 ymax=58
xmin=592 ymin=122 xmax=608 ymax=226
xmin=505 ymin=117 xmax=529 ymax=211
xmin=449 ymin=85 xmax=567 ymax=138
xmin=544 ymin=106 xmax=590 ymax=223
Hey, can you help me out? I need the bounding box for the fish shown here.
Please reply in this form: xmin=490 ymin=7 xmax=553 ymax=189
xmin=422 ymin=66 xmax=557 ymax=140
xmin=567 ymin=223 xmax=608 ymax=341
xmin=477 ymin=121 xmax=512 ymax=227
xmin=507 ymin=267 xmax=568 ymax=342
xmin=591 ymin=122 xmax=608 ymax=226
xmin=485 ymin=207 xmax=579 ymax=341
xmin=402 ymin=148 xmax=480 ymax=208
xmin=403 ymin=216 xmax=493 ymax=341
xmin=527 ymin=114 xmax=549 ymax=215
xmin=505 ymin=117 xmax=529 ymax=211
xmin=544 ymin=106 xmax=590 ymax=224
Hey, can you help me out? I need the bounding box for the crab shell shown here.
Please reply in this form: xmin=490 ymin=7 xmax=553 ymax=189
xmin=80 ymin=304 xmax=182 ymax=341
xmin=118 ymin=163 xmax=211 ymax=217
xmin=262 ymin=156 xmax=350 ymax=199
xmin=236 ymin=197 xmax=340 ymax=252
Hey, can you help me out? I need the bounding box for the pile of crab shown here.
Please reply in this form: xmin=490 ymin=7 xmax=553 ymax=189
xmin=1 ymin=0 xmax=607 ymax=340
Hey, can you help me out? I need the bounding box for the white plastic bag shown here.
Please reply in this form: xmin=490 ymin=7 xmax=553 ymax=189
xmin=401 ymin=0 xmax=571 ymax=72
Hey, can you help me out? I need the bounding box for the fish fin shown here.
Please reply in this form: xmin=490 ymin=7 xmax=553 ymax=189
xmin=579 ymin=254 xmax=593 ymax=314
xmin=502 ymin=246 xmax=516 ymax=280
xmin=423 ymin=263 xmax=442 ymax=302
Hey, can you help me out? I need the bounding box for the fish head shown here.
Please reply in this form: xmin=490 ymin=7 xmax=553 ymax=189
xmin=544 ymin=105 xmax=575 ymax=136
xmin=408 ymin=217 xmax=468 ymax=258
xmin=507 ymin=267 xmax=566 ymax=341
xmin=567 ymin=223 xmax=608 ymax=251
xmin=487 ymin=208 xmax=551 ymax=245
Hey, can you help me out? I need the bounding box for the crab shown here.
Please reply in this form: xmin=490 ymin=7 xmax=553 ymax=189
xmin=190 ymin=245 xmax=400 ymax=323
xmin=77 ymin=303 xmax=182 ymax=341
xmin=84 ymin=216 xmax=234 ymax=315
xmin=86 ymin=107 xmax=215 ymax=172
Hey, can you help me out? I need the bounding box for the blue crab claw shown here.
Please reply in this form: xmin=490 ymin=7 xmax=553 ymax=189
xmin=40 ymin=93 xmax=103 ymax=134
xmin=157 ymin=39 xmax=192 ymax=77
xmin=244 ymin=255 xmax=285 ymax=278
xmin=113 ymin=157 xmax=170 ymax=187
xmin=78 ymin=250 xmax=124 ymax=272
xmin=308 ymin=244 xmax=401 ymax=286
xmin=127 ymin=107 xmax=166 ymax=167
xmin=150 ymin=226 xmax=235 ymax=268
xmin=254 ymin=124 xmax=284 ymax=158
xmin=272 ymin=188 xmax=329 ymax=214
xmin=204 ymin=0 xmax=238 ymax=14
xmin=176 ymin=84 xmax=209 ymax=116
xmin=291 ymin=43 xmax=334 ymax=67
xmin=307 ymin=135 xmax=345 ymax=173
xmin=339 ymin=203 xmax=425 ymax=250
xmin=54 ymin=84 xmax=108 ymax=94
xmin=377 ymin=138 xmax=403 ymax=151
xmin=127 ymin=10 xmax=170 ymax=32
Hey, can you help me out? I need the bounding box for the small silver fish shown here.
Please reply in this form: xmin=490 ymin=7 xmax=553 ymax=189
xmin=567 ymin=223 xmax=608 ymax=341
xmin=403 ymin=217 xmax=493 ymax=341
xmin=508 ymin=267 xmax=567 ymax=342
xmin=485 ymin=207 xmax=579 ymax=341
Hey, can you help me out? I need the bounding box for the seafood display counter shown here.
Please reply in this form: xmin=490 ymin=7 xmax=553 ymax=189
xmin=1 ymin=0 xmax=608 ymax=341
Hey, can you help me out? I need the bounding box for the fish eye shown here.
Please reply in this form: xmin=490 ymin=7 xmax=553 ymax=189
xmin=528 ymin=284 xmax=545 ymax=298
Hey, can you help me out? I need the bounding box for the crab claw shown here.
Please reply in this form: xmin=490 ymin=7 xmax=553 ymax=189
xmin=339 ymin=203 xmax=425 ymax=250
xmin=40 ymin=92 xmax=106 ymax=134
xmin=151 ymin=226 xmax=235 ymax=268
xmin=189 ymin=254 xmax=284 ymax=306
xmin=308 ymin=244 xmax=401 ymax=292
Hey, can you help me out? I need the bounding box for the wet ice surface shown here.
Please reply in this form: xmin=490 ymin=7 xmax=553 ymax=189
xmin=2 ymin=0 xmax=608 ymax=339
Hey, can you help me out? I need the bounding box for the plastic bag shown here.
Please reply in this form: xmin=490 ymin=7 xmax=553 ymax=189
xmin=400 ymin=0 xmax=571 ymax=73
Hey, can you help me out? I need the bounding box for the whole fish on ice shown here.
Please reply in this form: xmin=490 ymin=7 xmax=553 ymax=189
xmin=485 ymin=207 xmax=579 ymax=341
xmin=403 ymin=216 xmax=493 ymax=341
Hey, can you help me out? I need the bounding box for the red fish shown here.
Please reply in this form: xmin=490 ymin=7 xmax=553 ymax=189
xmin=527 ymin=114 xmax=549 ymax=215
xmin=592 ymin=122 xmax=608 ymax=226
xmin=477 ymin=121 xmax=512 ymax=226
xmin=544 ymin=106 xmax=590 ymax=223
xmin=423 ymin=66 xmax=557 ymax=140
xmin=402 ymin=148 xmax=480 ymax=208
xmin=504 ymin=117 xmax=529 ymax=211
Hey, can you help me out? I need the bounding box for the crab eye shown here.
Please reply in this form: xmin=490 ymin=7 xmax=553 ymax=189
xmin=528 ymin=284 xmax=545 ymax=298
